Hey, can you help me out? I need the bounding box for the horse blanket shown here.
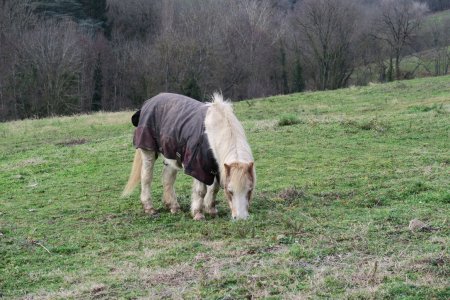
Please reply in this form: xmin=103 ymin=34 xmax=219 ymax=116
xmin=132 ymin=93 xmax=218 ymax=185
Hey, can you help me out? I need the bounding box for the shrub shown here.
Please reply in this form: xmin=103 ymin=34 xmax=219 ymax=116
xmin=278 ymin=114 xmax=302 ymax=126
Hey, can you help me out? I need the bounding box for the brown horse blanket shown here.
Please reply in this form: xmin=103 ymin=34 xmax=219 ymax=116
xmin=132 ymin=93 xmax=218 ymax=185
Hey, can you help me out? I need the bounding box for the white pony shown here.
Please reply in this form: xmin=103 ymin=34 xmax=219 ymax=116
xmin=123 ymin=93 xmax=255 ymax=220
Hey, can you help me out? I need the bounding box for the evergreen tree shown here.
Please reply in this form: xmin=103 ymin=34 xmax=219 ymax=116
xmin=280 ymin=45 xmax=289 ymax=94
xmin=182 ymin=77 xmax=202 ymax=101
xmin=33 ymin=0 xmax=86 ymax=20
xmin=91 ymin=56 xmax=103 ymax=111
xmin=33 ymin=0 xmax=110 ymax=37
xmin=292 ymin=59 xmax=305 ymax=92
xmin=387 ymin=56 xmax=394 ymax=82
xmin=79 ymin=0 xmax=111 ymax=38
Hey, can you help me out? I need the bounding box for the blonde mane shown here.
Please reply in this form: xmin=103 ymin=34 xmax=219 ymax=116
xmin=204 ymin=93 xmax=254 ymax=184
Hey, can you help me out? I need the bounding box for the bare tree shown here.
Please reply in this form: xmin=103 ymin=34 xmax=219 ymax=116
xmin=420 ymin=17 xmax=450 ymax=76
xmin=148 ymin=0 xmax=284 ymax=99
xmin=0 ymin=1 xmax=100 ymax=120
xmin=108 ymin=0 xmax=161 ymax=41
xmin=18 ymin=19 xmax=88 ymax=116
xmin=291 ymin=0 xmax=360 ymax=90
xmin=371 ymin=0 xmax=428 ymax=80
xmin=221 ymin=0 xmax=284 ymax=97
xmin=1 ymin=0 xmax=447 ymax=121
xmin=0 ymin=0 xmax=38 ymax=120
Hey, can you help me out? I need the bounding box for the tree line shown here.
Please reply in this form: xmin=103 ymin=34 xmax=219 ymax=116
xmin=1 ymin=0 xmax=449 ymax=121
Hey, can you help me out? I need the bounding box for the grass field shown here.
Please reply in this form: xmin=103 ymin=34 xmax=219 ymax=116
xmin=1 ymin=76 xmax=449 ymax=299
xmin=423 ymin=9 xmax=450 ymax=27
xmin=403 ymin=10 xmax=450 ymax=77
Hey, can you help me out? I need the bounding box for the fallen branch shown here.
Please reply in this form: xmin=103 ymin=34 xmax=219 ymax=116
xmin=29 ymin=239 xmax=51 ymax=254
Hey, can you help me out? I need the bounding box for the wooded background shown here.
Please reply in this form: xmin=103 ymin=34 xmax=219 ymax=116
xmin=1 ymin=0 xmax=449 ymax=120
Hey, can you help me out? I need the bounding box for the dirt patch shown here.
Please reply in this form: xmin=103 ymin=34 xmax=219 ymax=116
xmin=277 ymin=186 xmax=309 ymax=205
xmin=56 ymin=138 xmax=87 ymax=147
xmin=314 ymin=190 xmax=356 ymax=202
xmin=143 ymin=263 xmax=198 ymax=287
xmin=90 ymin=284 xmax=107 ymax=299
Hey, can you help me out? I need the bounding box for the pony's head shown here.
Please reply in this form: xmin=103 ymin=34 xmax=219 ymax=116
xmin=223 ymin=162 xmax=255 ymax=220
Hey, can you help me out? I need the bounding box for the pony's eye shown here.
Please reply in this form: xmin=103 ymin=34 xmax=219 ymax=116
xmin=228 ymin=189 xmax=234 ymax=196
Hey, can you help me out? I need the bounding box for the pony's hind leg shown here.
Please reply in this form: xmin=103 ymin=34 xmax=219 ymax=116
xmin=191 ymin=179 xmax=206 ymax=220
xmin=204 ymin=178 xmax=220 ymax=217
xmin=162 ymin=160 xmax=181 ymax=213
xmin=140 ymin=149 xmax=157 ymax=215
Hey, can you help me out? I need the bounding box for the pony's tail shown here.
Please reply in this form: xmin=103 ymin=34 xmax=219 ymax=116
xmin=122 ymin=149 xmax=142 ymax=197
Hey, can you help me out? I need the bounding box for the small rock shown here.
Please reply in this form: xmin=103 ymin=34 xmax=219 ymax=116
xmin=409 ymin=219 xmax=433 ymax=232
xmin=276 ymin=234 xmax=286 ymax=241
xmin=193 ymin=212 xmax=205 ymax=221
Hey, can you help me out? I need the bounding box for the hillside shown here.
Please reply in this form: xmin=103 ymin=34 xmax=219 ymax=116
xmin=403 ymin=9 xmax=450 ymax=77
xmin=423 ymin=9 xmax=450 ymax=25
xmin=1 ymin=76 xmax=449 ymax=299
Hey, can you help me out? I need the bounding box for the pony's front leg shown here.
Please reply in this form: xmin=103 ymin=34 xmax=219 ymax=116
xmin=162 ymin=161 xmax=180 ymax=213
xmin=140 ymin=149 xmax=157 ymax=215
xmin=204 ymin=178 xmax=220 ymax=217
xmin=191 ymin=179 xmax=206 ymax=220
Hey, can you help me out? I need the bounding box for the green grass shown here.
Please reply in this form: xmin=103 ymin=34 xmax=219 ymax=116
xmin=1 ymin=76 xmax=449 ymax=299
xmin=423 ymin=9 xmax=450 ymax=27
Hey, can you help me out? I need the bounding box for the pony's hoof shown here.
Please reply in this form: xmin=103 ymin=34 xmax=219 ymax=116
xmin=206 ymin=208 xmax=218 ymax=218
xmin=170 ymin=206 xmax=181 ymax=214
xmin=193 ymin=213 xmax=205 ymax=221
xmin=144 ymin=208 xmax=157 ymax=216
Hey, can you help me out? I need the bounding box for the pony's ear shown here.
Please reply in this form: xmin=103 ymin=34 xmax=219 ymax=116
xmin=224 ymin=163 xmax=231 ymax=176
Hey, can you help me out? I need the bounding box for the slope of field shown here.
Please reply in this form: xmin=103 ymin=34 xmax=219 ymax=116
xmin=353 ymin=10 xmax=450 ymax=83
xmin=423 ymin=9 xmax=450 ymax=26
xmin=1 ymin=76 xmax=449 ymax=299
xmin=401 ymin=10 xmax=450 ymax=77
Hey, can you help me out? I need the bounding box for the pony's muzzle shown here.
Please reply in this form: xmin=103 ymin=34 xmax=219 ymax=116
xmin=232 ymin=212 xmax=249 ymax=221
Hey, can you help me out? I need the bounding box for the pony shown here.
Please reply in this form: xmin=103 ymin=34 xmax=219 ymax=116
xmin=122 ymin=92 xmax=255 ymax=220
